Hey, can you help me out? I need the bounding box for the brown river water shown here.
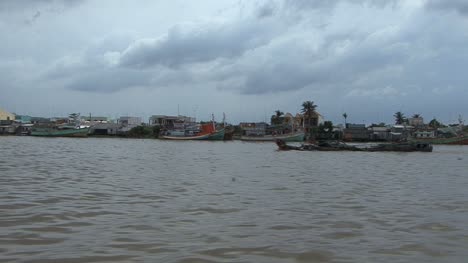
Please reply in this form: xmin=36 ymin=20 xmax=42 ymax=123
xmin=1 ymin=136 xmax=468 ymax=263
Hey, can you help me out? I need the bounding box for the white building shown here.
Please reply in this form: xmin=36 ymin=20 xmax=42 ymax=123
xmin=119 ymin=116 xmax=142 ymax=132
xmin=0 ymin=107 xmax=15 ymax=121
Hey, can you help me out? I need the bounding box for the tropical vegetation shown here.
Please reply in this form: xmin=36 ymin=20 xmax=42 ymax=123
xmin=270 ymin=110 xmax=284 ymax=126
xmin=127 ymin=125 xmax=160 ymax=138
xmin=301 ymin=101 xmax=318 ymax=140
xmin=394 ymin=111 xmax=407 ymax=125
xmin=428 ymin=118 xmax=444 ymax=128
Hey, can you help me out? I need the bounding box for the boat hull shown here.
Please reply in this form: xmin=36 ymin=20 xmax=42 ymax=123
xmin=409 ymin=136 xmax=468 ymax=145
xmin=31 ymin=128 xmax=89 ymax=137
xmin=276 ymin=140 xmax=433 ymax=152
xmin=160 ymin=133 xmax=211 ymax=140
xmin=241 ymin=132 xmax=304 ymax=142
xmin=160 ymin=129 xmax=225 ymax=141
xmin=208 ymin=129 xmax=225 ymax=140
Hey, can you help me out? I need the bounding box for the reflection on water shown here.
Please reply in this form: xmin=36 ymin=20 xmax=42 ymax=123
xmin=1 ymin=136 xmax=468 ymax=262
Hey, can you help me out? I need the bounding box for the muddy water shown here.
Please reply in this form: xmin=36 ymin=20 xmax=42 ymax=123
xmin=1 ymin=136 xmax=467 ymax=262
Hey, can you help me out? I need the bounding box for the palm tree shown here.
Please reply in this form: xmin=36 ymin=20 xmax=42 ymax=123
xmin=412 ymin=113 xmax=421 ymax=118
xmin=394 ymin=111 xmax=406 ymax=125
xmin=301 ymin=101 xmax=318 ymax=138
xmin=275 ymin=110 xmax=284 ymax=118
xmin=342 ymin=112 xmax=348 ymax=126
xmin=271 ymin=110 xmax=284 ymax=125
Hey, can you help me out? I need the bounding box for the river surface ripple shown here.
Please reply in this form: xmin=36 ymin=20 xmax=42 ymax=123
xmin=1 ymin=136 xmax=468 ymax=262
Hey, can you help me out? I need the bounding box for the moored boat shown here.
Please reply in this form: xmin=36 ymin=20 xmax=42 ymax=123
xmin=276 ymin=139 xmax=433 ymax=152
xmin=160 ymin=122 xmax=224 ymax=141
xmin=208 ymin=128 xmax=225 ymax=140
xmin=408 ymin=135 xmax=468 ymax=145
xmin=241 ymin=131 xmax=305 ymax=142
xmin=31 ymin=113 xmax=90 ymax=137
xmin=31 ymin=126 xmax=89 ymax=137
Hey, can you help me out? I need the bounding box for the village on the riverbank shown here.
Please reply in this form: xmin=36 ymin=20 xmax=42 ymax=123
xmin=1 ymin=101 xmax=467 ymax=144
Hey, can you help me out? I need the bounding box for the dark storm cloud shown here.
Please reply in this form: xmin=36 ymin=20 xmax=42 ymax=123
xmin=119 ymin=18 xmax=281 ymax=69
xmin=41 ymin=0 xmax=468 ymax=105
xmin=214 ymin=30 xmax=411 ymax=95
xmin=425 ymin=0 xmax=468 ymax=15
xmin=65 ymin=68 xmax=151 ymax=93
xmin=47 ymin=0 xmax=410 ymax=95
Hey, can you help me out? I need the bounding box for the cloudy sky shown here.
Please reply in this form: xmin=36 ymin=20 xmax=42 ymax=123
xmin=1 ymin=0 xmax=467 ymax=124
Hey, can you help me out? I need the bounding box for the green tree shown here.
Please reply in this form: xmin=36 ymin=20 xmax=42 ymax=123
xmin=127 ymin=125 xmax=157 ymax=138
xmin=318 ymin=121 xmax=334 ymax=139
xmin=429 ymin=118 xmax=443 ymax=128
xmin=301 ymin=101 xmax=317 ymax=127
xmin=394 ymin=111 xmax=406 ymax=125
xmin=412 ymin=113 xmax=421 ymax=118
xmin=270 ymin=110 xmax=284 ymax=125
xmin=301 ymin=101 xmax=318 ymax=140
xmin=342 ymin=112 xmax=348 ymax=126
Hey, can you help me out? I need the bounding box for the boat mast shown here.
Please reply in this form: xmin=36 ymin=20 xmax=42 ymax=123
xmin=222 ymin=112 xmax=226 ymax=127
xmin=458 ymin=115 xmax=464 ymax=135
xmin=212 ymin=113 xmax=215 ymax=131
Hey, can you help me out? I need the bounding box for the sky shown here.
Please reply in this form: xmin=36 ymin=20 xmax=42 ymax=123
xmin=1 ymin=0 xmax=467 ymax=125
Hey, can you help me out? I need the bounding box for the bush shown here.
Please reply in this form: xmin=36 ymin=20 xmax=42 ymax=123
xmin=127 ymin=125 xmax=159 ymax=138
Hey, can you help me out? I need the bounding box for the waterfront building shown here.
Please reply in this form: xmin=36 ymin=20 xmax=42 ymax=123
xmin=0 ymin=122 xmax=16 ymax=134
xmin=149 ymin=115 xmax=196 ymax=128
xmin=240 ymin=122 xmax=268 ymax=136
xmin=408 ymin=117 xmax=424 ymax=127
xmin=90 ymin=123 xmax=121 ymax=136
xmin=414 ymin=130 xmax=436 ymax=138
xmin=82 ymin=116 xmax=108 ymax=123
xmin=118 ymin=116 xmax=142 ymax=133
xmin=344 ymin=123 xmax=371 ymax=141
xmin=390 ymin=125 xmax=414 ymax=141
xmin=0 ymin=107 xmax=15 ymax=121
xmin=296 ymin=112 xmax=324 ymax=132
xmin=369 ymin=126 xmax=391 ymax=141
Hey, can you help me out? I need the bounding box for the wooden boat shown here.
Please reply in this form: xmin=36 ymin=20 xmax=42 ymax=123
xmin=31 ymin=126 xmax=89 ymax=137
xmin=409 ymin=135 xmax=468 ymax=145
xmin=160 ymin=133 xmax=211 ymax=140
xmin=276 ymin=139 xmax=433 ymax=152
xmin=241 ymin=131 xmax=305 ymax=142
xmin=365 ymin=142 xmax=433 ymax=152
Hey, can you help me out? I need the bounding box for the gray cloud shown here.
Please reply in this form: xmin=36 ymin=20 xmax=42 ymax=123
xmin=45 ymin=0 xmax=466 ymax=98
xmin=213 ymin=28 xmax=410 ymax=95
xmin=119 ymin=17 xmax=283 ymax=69
xmin=0 ymin=0 xmax=84 ymax=12
xmin=25 ymin=11 xmax=41 ymax=25
xmin=425 ymin=0 xmax=468 ymax=15
xmin=8 ymin=0 xmax=465 ymax=123
xmin=0 ymin=0 xmax=49 ymax=11
xmin=256 ymin=1 xmax=277 ymax=18
xmin=284 ymin=0 xmax=401 ymax=10
xmin=65 ymin=68 xmax=151 ymax=93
